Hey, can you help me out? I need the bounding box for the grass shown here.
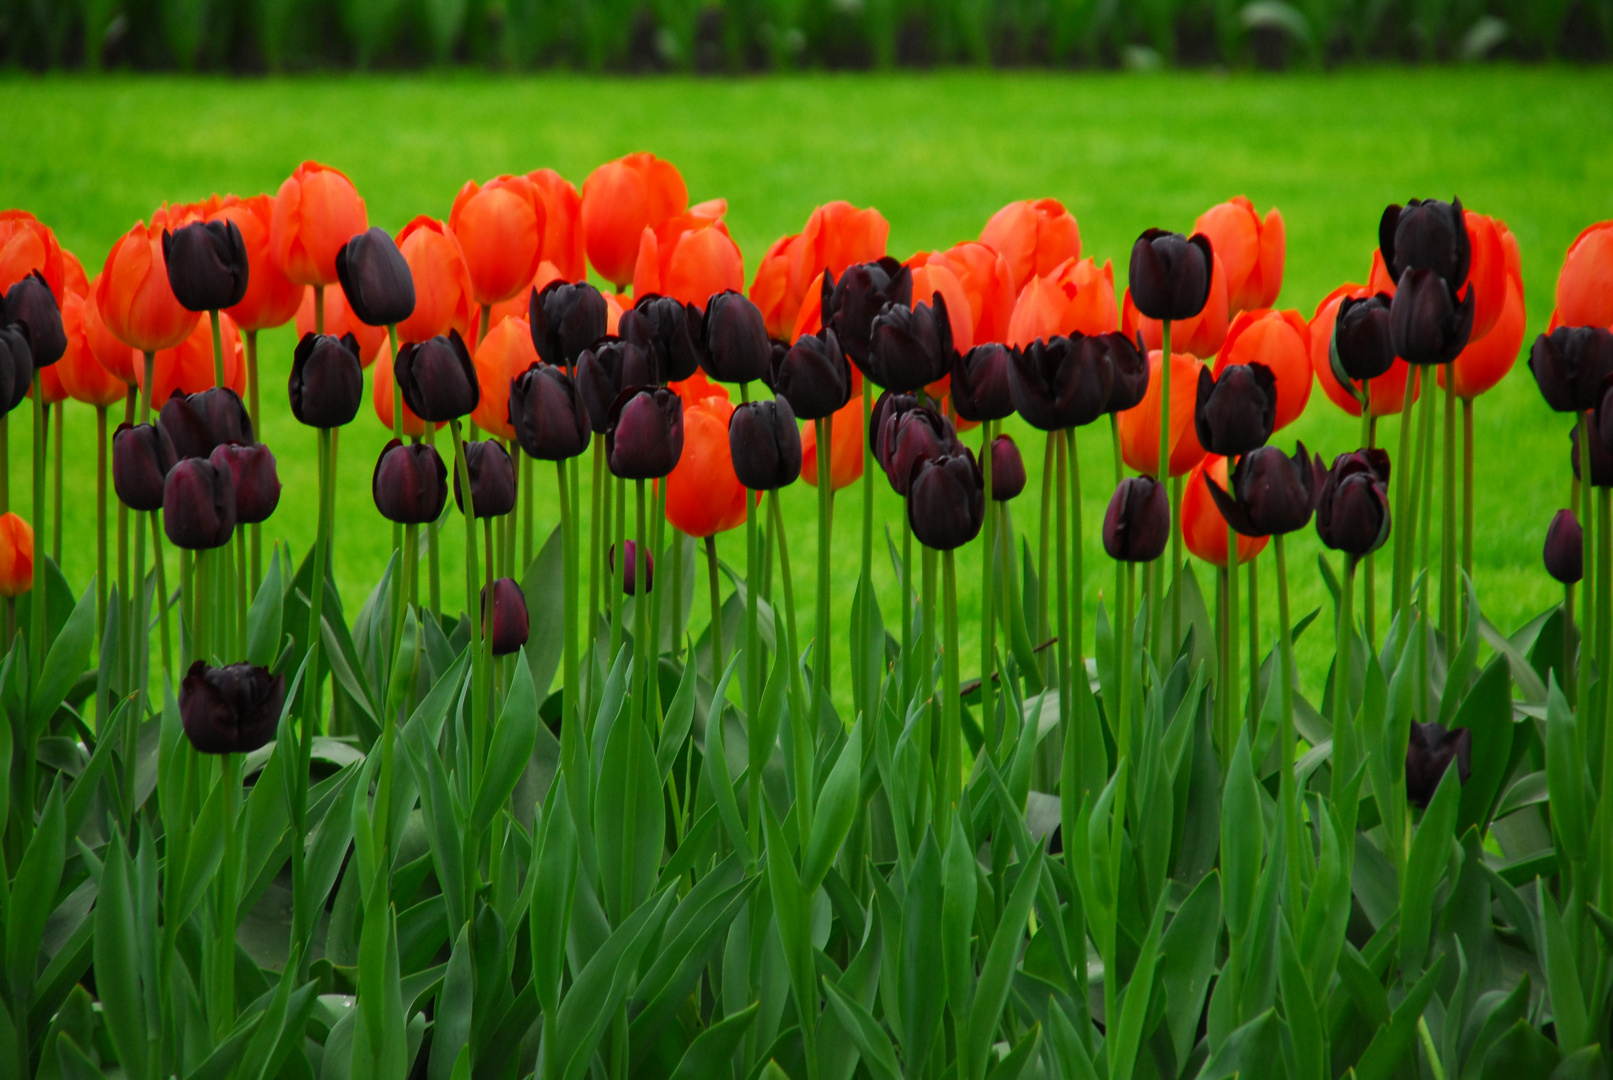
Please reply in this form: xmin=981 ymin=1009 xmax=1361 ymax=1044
xmin=1 ymin=66 xmax=1610 ymax=706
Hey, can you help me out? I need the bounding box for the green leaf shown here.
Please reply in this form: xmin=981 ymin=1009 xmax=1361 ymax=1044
xmin=1478 ymin=1019 xmax=1561 ymax=1080
xmin=246 ymin=546 xmax=284 ymax=668
xmin=595 ymin=694 xmax=664 ymax=923
xmin=1277 ymin=918 xmax=1323 ymax=1080
xmin=1538 ymin=877 xmax=1589 ymax=1056
xmin=985 ymin=1024 xmax=1040 ymax=1080
xmin=668 ymin=1003 xmax=760 ymax=1080
xmin=28 ymin=582 xmax=95 ymax=732
xmin=1550 ymin=1046 xmax=1605 ymax=1080
xmin=1454 ymin=656 xmax=1514 ymax=836
xmin=701 ymin=655 xmax=751 ymax=863
xmin=1159 ymin=869 xmax=1221 ymax=1071
xmin=7 ymin=783 xmax=65 ymax=995
xmin=522 ymin=523 xmax=566 ymax=698
xmin=656 ymin=650 xmax=698 ymax=784
xmin=428 ymin=926 xmax=473 ymax=1080
xmin=967 ymin=849 xmax=1044 ymax=1080
xmin=1543 ymin=673 xmax=1587 ymax=860
xmin=802 ymin=719 xmax=862 ymax=893
xmin=822 ymin=977 xmax=902 ymax=1080
xmin=91 ymin=831 xmax=146 ymax=1080
xmin=1220 ymin=732 xmax=1261 ymax=939
xmin=750 ymin=622 xmax=791 ymax=784
xmin=1109 ymin=892 xmax=1166 ymax=1080
xmin=530 ymin=782 xmax=578 ymax=1018
xmin=1353 ymin=955 xmax=1446 ymax=1080
xmin=942 ymin=812 xmax=978 ymax=1031
xmin=1400 ymin=760 xmax=1460 ymax=977
xmin=900 ymin=830 xmax=946 ymax=1076
xmin=1195 ymin=1008 xmax=1278 ymax=1080
xmin=471 ymin=646 xmax=538 ymax=834
xmin=765 ymin=808 xmax=817 ymax=1040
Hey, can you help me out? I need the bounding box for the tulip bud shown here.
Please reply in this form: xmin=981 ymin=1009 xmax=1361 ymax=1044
xmin=179 ymin=660 xmax=286 ymax=755
xmin=113 ymin=422 xmax=177 ymax=511
xmin=373 ymin=438 xmax=448 ymax=524
xmin=0 ymin=512 xmax=33 ymax=598
xmin=951 ymin=343 xmax=1016 ymax=422
xmin=1379 ymin=199 xmax=1470 ymax=288
xmin=883 ymin=406 xmax=962 ymax=497
xmin=1531 ymin=327 xmax=1613 ymax=414
xmin=480 ymin=577 xmax=530 ymax=656
xmin=1331 ymin=294 xmax=1395 ymax=384
xmin=1105 ymin=333 xmax=1150 ymax=413
xmin=163 ymin=457 xmax=236 ymax=550
xmin=1544 ymin=509 xmax=1583 ymax=586
xmin=868 ymin=295 xmax=952 ymax=393
xmin=159 ymin=386 xmax=254 ymax=461
xmin=1103 ymin=476 xmax=1170 ymax=562
xmin=453 ymin=439 xmax=516 ymax=518
xmin=770 ymin=328 xmax=852 ymax=422
xmin=577 ymin=338 xmax=656 ymax=433
xmin=990 ymin=434 xmax=1026 ymax=501
xmin=729 ymin=395 xmax=802 ymax=490
xmin=530 ymin=280 xmax=607 ymax=369
xmin=609 ymin=540 xmax=654 ymax=595
xmin=823 ymin=259 xmax=913 ymax=373
xmin=607 ymin=387 xmax=683 ymax=480
xmin=1390 ymin=268 xmax=1474 ymax=367
xmin=288 ymin=332 xmax=363 ymax=428
xmin=1571 ymin=420 xmax=1613 ymax=488
xmin=4 ymin=271 xmax=65 ymax=366
xmin=336 ymin=227 xmax=416 ymax=326
xmin=1128 ymin=229 xmax=1213 ymax=321
xmin=701 ymin=290 xmax=771 ymax=384
xmin=1194 ymin=362 xmax=1276 ymax=458
xmin=1404 ymin=721 xmax=1471 ymax=807
xmin=396 ymin=330 xmax=478 ymax=422
xmin=0 ymin=325 xmax=31 ymax=414
xmin=629 ymin=294 xmax=704 ymax=383
xmin=1315 ymin=449 xmax=1392 ymax=556
xmin=209 ymin=442 xmax=280 ymax=525
xmin=163 ymin=220 xmax=249 ymax=313
xmin=908 ymin=451 xmax=984 ymax=551
xmin=1206 ymin=441 xmax=1321 ymax=537
xmin=510 ymin=363 xmax=591 ymax=461
xmin=1008 ymin=334 xmax=1114 ymax=432
xmin=870 ymin=390 xmax=920 ymax=467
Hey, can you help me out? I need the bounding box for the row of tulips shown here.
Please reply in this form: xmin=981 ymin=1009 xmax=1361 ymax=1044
xmin=0 ymin=150 xmax=1609 ymax=1080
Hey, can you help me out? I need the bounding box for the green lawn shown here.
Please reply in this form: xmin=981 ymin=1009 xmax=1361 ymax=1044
xmin=2 ymin=67 xmax=1611 ymax=706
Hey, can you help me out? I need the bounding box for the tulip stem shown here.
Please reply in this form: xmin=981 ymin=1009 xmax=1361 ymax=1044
xmin=1417 ymin=374 xmax=1437 ymax=722
xmin=0 ymin=413 xmax=8 ymax=513
xmin=1117 ymin=559 xmax=1135 ymax=762
xmin=647 ymin=482 xmax=665 ymax=727
xmin=131 ymin=477 xmax=148 ymax=703
xmin=212 ymin=750 xmax=241 ymax=1040
xmin=1037 ymin=432 xmax=1053 ymax=683
xmin=1067 ymin=426 xmax=1085 ymax=788
xmin=812 ymin=414 xmax=832 ymax=735
xmin=1226 ymin=523 xmax=1241 ymax=747
xmin=1598 ymin=488 xmax=1611 ymax=757
xmin=96 ymin=405 xmax=108 ymax=641
xmin=293 ymin=426 xmax=333 ymax=981
xmin=859 ymin=376 xmax=875 ymax=726
xmin=669 ymin=526 xmax=683 ymax=665
xmin=1461 ymin=396 xmax=1474 ymax=625
xmin=589 ymin=439 xmax=606 ymax=708
xmin=1247 ymin=558 xmax=1259 ymax=733
xmin=523 ymin=448 xmax=536 ymax=574
xmin=449 ymin=419 xmax=487 ymax=780
xmin=558 ymin=461 xmax=577 ymax=737
xmin=769 ymin=491 xmax=811 ymax=848
xmin=1392 ymin=368 xmax=1419 ymax=618
xmin=247 ymin=331 xmax=262 ymax=591
xmin=1279 ymin=533 xmax=1307 ymax=911
xmin=901 ymin=512 xmax=914 ymax=703
xmin=51 ymin=400 xmax=61 ymax=566
xmin=922 ymin=544 xmax=938 ymax=790
xmin=1441 ymin=363 xmax=1458 ymax=638
xmin=613 ymin=474 xmax=627 ymax=668
xmin=705 ymin=535 xmax=723 ymax=680
xmin=1158 ymin=319 xmax=1173 ymax=657
xmin=980 ymin=420 xmax=996 ymax=765
xmin=1330 ymin=548 xmax=1356 ymax=794
xmin=1579 ymin=411 xmax=1595 ymax=723
xmin=942 ymin=547 xmax=961 ymax=825
xmin=152 ymin=513 xmax=172 ymax=679
xmin=1054 ymin=428 xmax=1072 ymax=798
xmin=30 ymin=373 xmax=45 ymax=685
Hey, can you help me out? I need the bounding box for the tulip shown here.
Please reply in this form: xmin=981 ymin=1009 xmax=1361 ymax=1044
xmin=800 ymin=394 xmax=864 ymax=491
xmin=98 ymin=208 xmax=202 ymax=356
xmin=1008 ymin=333 xmax=1116 ymax=432
xmin=163 ymin=456 xmax=236 ymax=550
xmin=471 ymin=316 xmax=540 ymax=441
xmin=1193 ymin=197 xmax=1284 ymax=314
xmin=951 ymin=342 xmax=1016 ymax=422
xmin=60 ymin=250 xmax=87 ymax=299
xmin=57 ymin=293 xmax=129 ymax=406
xmin=770 ymin=327 xmax=852 ymax=421
xmin=924 ymin=243 xmax=1016 ymax=345
xmin=1315 ymin=449 xmax=1393 ymax=555
xmin=371 ymin=351 xmax=439 ymax=438
xmin=1310 ymin=285 xmax=1417 ymax=419
xmin=527 ymin=169 xmax=586 ymax=281
xmin=270 ymin=162 xmax=367 ymax=287
xmin=209 ymin=442 xmax=280 ymax=525
xmin=160 ymin=387 xmax=253 ymax=461
xmin=5 ymin=271 xmax=66 ymax=366
xmin=1194 ymin=362 xmax=1276 ymax=457
xmin=451 ymin=175 xmax=546 ymax=308
xmin=632 ymin=210 xmax=745 ymax=309
xmin=1129 ymin=229 xmax=1213 ymax=322
xmin=870 ymin=391 xmax=919 ymax=467
xmin=752 ymin=204 xmax=891 ymax=341
xmin=509 ymin=364 xmax=588 ymax=464
xmin=336 ymin=227 xmax=415 ymax=327
xmin=1117 ymin=350 xmax=1207 ymax=478
xmin=479 ymin=577 xmax=530 ymax=656
xmin=1572 ymin=421 xmax=1613 ymax=488
xmin=1332 ymin=294 xmax=1395 ymax=383
xmin=0 ymin=327 xmax=31 ymax=415
xmin=990 ymin=434 xmax=1026 ymax=501
xmin=1103 ymin=476 xmax=1170 ymax=562
xmin=671 ymin=368 xmax=730 ymax=409
xmin=1181 ymin=456 xmax=1269 ymax=568
xmin=1106 ymin=333 xmax=1150 ymax=413
xmin=882 ymin=406 xmax=962 ymax=497
xmin=137 ymin=309 xmax=246 ymax=403
xmin=628 ymin=295 xmax=704 ymax=382
xmin=907 ymin=257 xmax=975 ymax=352
xmin=163 ymin=220 xmax=248 ymax=314
xmin=113 ymin=422 xmax=177 ymax=511
xmin=702 ymin=290 xmax=771 ymax=384
xmin=373 ymin=439 xmax=448 ymax=524
xmin=396 ymin=331 xmax=478 ymax=422
xmin=1214 ymin=308 xmax=1311 ymax=431
xmin=1206 ymin=442 xmax=1321 ymax=537
xmin=1405 ymin=721 xmax=1471 ymax=807
xmin=607 ymin=387 xmax=683 ymax=480
xmin=1556 ymin=220 xmax=1613 ymax=330
xmin=666 ymin=397 xmax=751 ymax=536
xmin=288 ymin=332 xmax=363 ymax=429
xmin=210 ymin=194 xmax=304 ymax=334
xmin=395 ymin=217 xmax=478 ymax=351
xmin=453 ymin=439 xmax=516 ymax=517
xmin=1379 ymin=198 xmax=1469 ymax=289
xmin=1544 ymin=509 xmax=1583 ymax=585
xmin=1530 ymin=327 xmax=1613 ymax=414
xmin=1440 ymin=223 xmax=1524 ymax=399
xmin=179 ymin=661 xmax=286 ymax=755
xmin=728 ymin=395 xmax=801 ymax=492
xmin=1006 ymin=257 xmax=1119 ymax=348
xmin=1391 ymin=269 xmax=1474 ymax=367
xmin=577 ymin=338 xmax=657 ymax=433
xmin=581 ymin=152 xmax=689 ymax=289
xmin=906 ymin=451 xmax=984 ymax=551
xmin=979 ymin=198 xmax=1081 ymax=293
xmin=531 ymin=280 xmax=607 ymax=369
xmin=0 ymin=511 xmax=32 ymax=596
xmin=0 ymin=210 xmax=65 ymax=301
xmin=296 ymin=283 xmax=386 ymax=366
xmin=824 ymin=258 xmax=912 ymax=372
xmin=868 ymin=295 xmax=953 ymax=392
xmin=82 ymin=275 xmax=138 ymax=386
xmin=1123 ymin=254 xmax=1230 ymax=361
xmin=608 ymin=540 xmax=655 ymax=595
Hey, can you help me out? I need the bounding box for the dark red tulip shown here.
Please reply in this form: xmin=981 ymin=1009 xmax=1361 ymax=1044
xmin=882 ymin=405 xmax=962 ymax=497
xmin=289 ymin=332 xmax=363 ymax=428
xmin=609 ymin=540 xmax=654 ymax=595
xmin=530 ymin=280 xmax=607 ymax=369
xmin=1390 ymin=268 xmax=1474 ymax=367
xmin=373 ymin=438 xmax=448 ymax=524
xmin=164 ymin=220 xmax=249 ymax=313
xmin=824 ymin=257 xmax=912 ymax=373
xmin=701 ymin=289 xmax=771 ymax=384
xmin=990 ymin=434 xmax=1025 ymax=501
xmin=480 ymin=577 xmax=530 ymax=656
xmin=1405 ymin=721 xmax=1471 ymax=807
xmin=1105 ymin=333 xmax=1150 ymax=413
xmin=1380 ymin=199 xmax=1469 ymax=288
xmin=453 ymin=439 xmax=516 ymax=517
xmin=1194 ymin=362 xmax=1276 ymax=457
xmin=0 ymin=325 xmax=30 ymax=413
xmin=870 ymin=390 xmax=920 ymax=466
xmin=159 ymin=387 xmax=254 ymax=461
xmin=1531 ymin=327 xmax=1613 ymax=414
xmin=577 ymin=338 xmax=657 ymax=433
xmin=336 ymin=227 xmax=415 ymax=326
xmin=163 ymin=456 xmax=236 ymax=550
xmin=1128 ymin=229 xmax=1213 ymax=321
xmin=1206 ymin=441 xmax=1321 ymax=537
xmin=908 ymin=451 xmax=983 ymax=550
xmin=951 ymin=343 xmax=1016 ymax=423
xmin=628 ymin=294 xmax=703 ymax=382
xmin=770 ymin=327 xmax=852 ymax=422
xmin=1570 ymin=420 xmax=1613 ymax=488
xmin=209 ymin=442 xmax=280 ymax=525
xmin=1315 ymin=449 xmax=1392 ymax=556
xmin=729 ymin=395 xmax=802 ymax=490
xmin=4 ymin=271 xmax=65 ymax=366
xmin=180 ymin=660 xmax=285 ymax=755
xmin=1007 ymin=334 xmax=1114 ymax=432
xmin=510 ymin=363 xmax=590 ymax=461
xmin=113 ymin=421 xmax=177 ymax=511
xmin=1103 ymin=475 xmax=1170 ymax=562
xmin=396 ymin=330 xmax=478 ymax=422
xmin=868 ymin=294 xmax=952 ymax=392
xmin=607 ymin=387 xmax=684 ymax=480
xmin=1544 ymin=509 xmax=1583 ymax=586
xmin=1332 ymin=294 xmax=1395 ymax=383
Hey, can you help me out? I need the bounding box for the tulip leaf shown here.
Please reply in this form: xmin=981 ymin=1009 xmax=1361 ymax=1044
xmin=668 ymin=1002 xmax=759 ymax=1080
xmin=471 ymin=646 xmax=537 ymax=835
xmin=1354 ymin=955 xmax=1446 ymax=1080
xmin=29 ymin=581 xmax=95 ymax=733
xmin=530 ymin=780 xmax=578 ymax=1018
xmin=1544 ymin=673 xmax=1588 ymax=860
xmin=822 ymin=977 xmax=903 ymax=1080
xmin=967 ymin=847 xmax=1043 ymax=1080
xmin=6 ymin=781 xmax=65 ymax=995
xmin=1196 ymin=1008 xmax=1279 ymax=1080
xmin=521 ymin=523 xmax=565 ymax=699
xmin=656 ymin=647 xmax=697 ymax=785
xmin=802 ymin=719 xmax=862 ymax=893
xmin=595 ymin=687 xmax=665 ymax=924
xmin=246 ymin=546 xmax=284 ymax=669
xmin=1538 ymin=877 xmax=1589 ymax=1056
xmin=90 ymin=831 xmax=146 ymax=1080
xmin=900 ymin=830 xmax=946 ymax=1076
xmin=701 ymin=655 xmax=751 ymax=863
xmin=1453 ymin=656 xmax=1514 ymax=836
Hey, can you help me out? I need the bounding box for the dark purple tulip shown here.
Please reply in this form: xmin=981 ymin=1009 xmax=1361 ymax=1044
xmin=396 ymin=330 xmax=478 ymax=422
xmin=867 ymin=294 xmax=952 ymax=393
xmin=1194 ymin=362 xmax=1277 ymax=457
xmin=3 ymin=271 xmax=65 ymax=366
xmin=160 ymin=387 xmax=254 ymax=462
xmin=883 ymin=406 xmax=962 ymax=497
xmin=0 ymin=325 xmax=31 ymax=413
xmin=824 ymin=258 xmax=912 ymax=373
xmin=288 ymin=332 xmax=363 ymax=428
xmin=1128 ymin=229 xmax=1213 ymax=321
xmin=1207 ymin=442 xmax=1322 ymax=537
xmin=373 ymin=439 xmax=448 ymax=525
xmin=770 ymin=328 xmax=852 ymax=421
xmin=870 ymin=390 xmax=920 ymax=466
xmin=1379 ymin=199 xmax=1470 ymax=288
xmin=607 ymin=387 xmax=683 ymax=480
xmin=530 ymin=280 xmax=607 ymax=369
xmin=1544 ymin=509 xmax=1583 ymax=586
xmin=113 ymin=422 xmax=177 ymax=511
xmin=1332 ymin=294 xmax=1396 ymax=384
xmin=209 ymin=442 xmax=280 ymax=525
xmin=1008 ymin=334 xmax=1114 ymax=432
xmin=576 ymin=338 xmax=656 ymax=434
xmin=908 ymin=451 xmax=984 ymax=551
xmin=990 ymin=434 xmax=1025 ymax=501
xmin=164 ymin=220 xmax=249 ymax=313
xmin=628 ymin=294 xmax=704 ymax=382
xmin=180 ymin=661 xmax=286 ymax=755
xmin=453 ymin=439 xmax=516 ymax=518
xmin=1405 ymin=721 xmax=1472 ymax=807
xmin=480 ymin=577 xmax=530 ymax=656
xmin=701 ymin=290 xmax=771 ymax=384
xmin=1390 ymin=268 xmax=1474 ymax=367
xmin=1570 ymin=420 xmax=1613 ymax=488
xmin=1105 ymin=333 xmax=1150 ymax=413
xmin=163 ymin=457 xmax=236 ymax=550
xmin=510 ymin=363 xmax=591 ymax=461
xmin=1531 ymin=327 xmax=1613 ymax=414
xmin=1315 ymin=449 xmax=1393 ymax=556
xmin=609 ymin=540 xmax=654 ymax=595
xmin=1103 ymin=476 xmax=1170 ymax=562
xmin=336 ymin=228 xmax=415 ymax=326
xmin=729 ymin=395 xmax=802 ymax=491
xmin=951 ymin=343 xmax=1016 ymax=422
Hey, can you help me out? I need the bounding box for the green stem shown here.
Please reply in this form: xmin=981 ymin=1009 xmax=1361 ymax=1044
xmin=152 ymin=513 xmax=172 ymax=680
xmin=612 ymin=474 xmax=626 ymax=671
xmin=1461 ymin=395 xmax=1474 ymax=625
xmin=247 ymin=330 xmax=262 ymax=590
xmin=293 ymin=427 xmax=333 ymax=981
xmin=1280 ymin=534 xmax=1308 ymax=910
xmin=1157 ymin=319 xmax=1172 ymax=654
xmin=449 ymin=419 xmax=487 ymax=781
xmin=51 ymin=400 xmax=61 ymax=566
xmin=1055 ymin=428 xmax=1072 ymax=797
xmin=769 ymin=492 xmax=812 ymax=849
xmin=980 ymin=419 xmax=996 ymax=766
xmin=424 ymin=423 xmax=441 ymax=621
xmin=942 ymin=548 xmax=961 ymax=824
xmin=1579 ymin=411 xmax=1595 ymax=723
xmin=1227 ymin=524 xmax=1241 ymax=746
xmin=902 ymin=511 xmax=914 ymax=703
xmin=1038 ymin=432 xmax=1054 ymax=677
xmin=524 ymin=445 xmax=536 ymax=573
xmin=96 ymin=405 xmax=108 ymax=640
xmin=559 ymin=461 xmax=577 ymax=735
xmin=1247 ymin=558 xmax=1259 ymax=733
xmin=635 ymin=479 xmax=649 ymax=724
xmin=669 ymin=525 xmax=684 ymax=664
xmin=1117 ymin=560 xmax=1135 ymax=764
xmin=209 ymin=308 xmax=224 ymax=389
xmin=213 ymin=751 xmax=240 ymax=1038
xmin=860 ymin=376 xmax=875 ymax=723
xmin=1391 ymin=368 xmax=1419 ymax=617
xmin=590 ymin=438 xmax=606 ymax=703
xmin=30 ymin=375 xmax=45 ymax=683
xmin=1598 ymin=488 xmax=1611 ymax=759
xmin=812 ymin=414 xmax=832 ymax=733
xmin=1067 ymin=426 xmax=1085 ymax=775
xmin=1441 ymin=363 xmax=1457 ymax=638
xmin=705 ymin=534 xmax=724 ymax=682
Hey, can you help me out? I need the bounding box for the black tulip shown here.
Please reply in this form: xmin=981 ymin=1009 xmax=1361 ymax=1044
xmin=1315 ymin=449 xmax=1393 ymax=556
xmin=289 ymin=332 xmax=363 ymax=428
xmin=824 ymin=258 xmax=912 ymax=373
xmin=770 ymin=328 xmax=852 ymax=421
xmin=628 ymin=294 xmax=704 ymax=382
xmin=1570 ymin=420 xmax=1613 ymax=488
xmin=336 ymin=227 xmax=415 ymax=326
xmin=883 ymin=406 xmax=962 ymax=497
xmin=951 ymin=343 xmax=1016 ymax=423
xmin=160 ymin=387 xmax=254 ymax=461
xmin=701 ymin=290 xmax=771 ymax=384
xmin=908 ymin=451 xmax=984 ymax=551
xmin=1103 ymin=476 xmax=1170 ymax=562
xmin=576 ymin=338 xmax=656 ymax=434
xmin=1405 ymin=721 xmax=1472 ymax=807
xmin=480 ymin=578 xmax=530 ymax=656
xmin=179 ymin=661 xmax=286 ymax=755
xmin=1128 ymin=229 xmax=1213 ymax=321
xmin=1105 ymin=333 xmax=1150 ymax=414
xmin=531 ymin=280 xmax=607 ymax=369
xmin=867 ymin=294 xmax=952 ymax=393
xmin=609 ymin=540 xmax=654 ymax=595
xmin=1194 ymin=362 xmax=1277 ymax=457
xmin=510 ymin=363 xmax=591 ymax=461
xmin=163 ymin=457 xmax=236 ymax=550
xmin=1332 ymin=294 xmax=1396 ymax=385
xmin=729 ymin=396 xmax=802 ymax=491
xmin=209 ymin=443 xmax=280 ymax=525
xmin=396 ymin=330 xmax=478 ymax=422
xmin=1390 ymin=268 xmax=1474 ymax=367
xmin=0 ymin=325 xmax=31 ymax=414
xmin=1207 ymin=442 xmax=1322 ymax=537
xmin=453 ymin=439 xmax=516 ymax=518
xmin=870 ymin=390 xmax=920 ymax=467
xmin=1531 ymin=327 xmax=1613 ymax=414
xmin=113 ymin=422 xmax=177 ymax=512
xmin=373 ymin=439 xmax=448 ymax=525
xmin=1008 ymin=334 xmax=1114 ymax=432
xmin=990 ymin=434 xmax=1026 ymax=501
xmin=1380 ymin=199 xmax=1470 ymax=288
xmin=607 ymin=387 xmax=683 ymax=480
xmin=1544 ymin=509 xmax=1583 ymax=586
xmin=164 ymin=220 xmax=249 ymax=313
xmin=3 ymin=271 xmax=65 ymax=366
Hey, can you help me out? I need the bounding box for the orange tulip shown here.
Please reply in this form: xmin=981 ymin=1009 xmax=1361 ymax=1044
xmin=1440 ymin=222 xmax=1525 ymax=399
xmin=801 ymin=395 xmax=865 ymax=491
xmin=0 ymin=210 xmax=65 ymax=300
xmin=751 ymin=202 xmax=890 ymax=340
xmin=58 ymin=291 xmax=129 ymax=407
xmin=927 ymin=242 xmax=1016 ymax=345
xmin=1193 ymin=197 xmax=1284 ymax=313
xmin=670 ymin=368 xmax=730 ymax=411
xmin=1181 ymin=456 xmax=1269 ymax=568
xmin=295 ymin=285 xmax=388 ymax=367
xmin=527 ymin=169 xmax=586 ymax=282
xmin=0 ymin=512 xmax=33 ymax=598
xmin=270 ymin=161 xmax=368 ymax=287
xmin=135 ymin=311 xmax=246 ymax=403
xmin=1462 ymin=210 xmax=1510 ymax=343
xmin=1007 ymin=257 xmax=1118 ymax=348
xmin=395 ymin=216 xmax=479 ymax=351
xmin=62 ymin=250 xmax=88 ymax=299
xmin=1557 ymin=220 xmax=1613 ymax=330
xmin=97 ymin=207 xmax=201 ymax=354
xmin=790 ymin=271 xmax=828 ymax=341
xmin=632 ymin=207 xmax=743 ymax=310
xmin=372 ymin=349 xmax=439 ymax=438
xmin=978 ymin=198 xmax=1081 ymax=293
xmin=451 ymin=175 xmax=547 ymax=308
xmin=1368 ymin=249 xmax=1397 ymax=296
xmin=472 ymin=316 xmax=540 ymax=440
xmin=82 ymin=275 xmax=138 ymax=387
xmin=488 ymin=261 xmax=566 ymax=336
xmin=1122 ymin=254 xmax=1230 ymax=359
xmin=664 ymin=396 xmax=751 ymax=537
xmin=1308 ymin=284 xmax=1417 ymax=418
xmin=1215 ymin=308 xmax=1312 ymax=432
xmin=909 ymin=256 xmax=975 ymax=351
xmin=211 ymin=194 xmax=305 ymax=333
xmin=581 ymin=152 xmax=689 ymax=289
xmin=1118 ymin=350 xmax=1207 ymax=478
